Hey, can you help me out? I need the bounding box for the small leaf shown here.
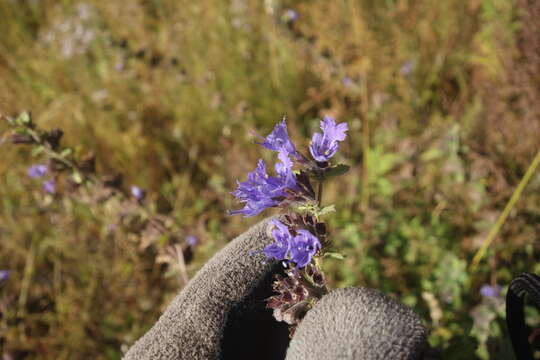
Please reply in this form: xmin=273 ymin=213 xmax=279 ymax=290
xmin=324 ymin=252 xmax=345 ymax=260
xmin=16 ymin=111 xmax=31 ymax=126
xmin=420 ymin=148 xmax=442 ymax=162
xmin=318 ymin=205 xmax=335 ymax=216
xmin=31 ymin=146 xmax=45 ymax=156
xmin=72 ymin=171 xmax=83 ymax=184
xmin=321 ymin=164 xmax=350 ymax=180
xmin=60 ymin=148 xmax=73 ymax=157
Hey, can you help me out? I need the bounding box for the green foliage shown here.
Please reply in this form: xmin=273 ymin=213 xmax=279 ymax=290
xmin=1 ymin=0 xmax=540 ymax=359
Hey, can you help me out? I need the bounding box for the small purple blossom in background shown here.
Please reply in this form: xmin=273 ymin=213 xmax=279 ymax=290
xmin=309 ymin=116 xmax=348 ymax=163
xmin=0 ymin=270 xmax=10 ymax=285
xmin=256 ymin=118 xmax=299 ymax=159
xmin=480 ymin=284 xmax=502 ymax=298
xmin=290 ymin=229 xmax=321 ymax=268
xmin=42 ymin=179 xmax=56 ymax=194
xmin=130 ymin=185 xmax=145 ymax=201
xmin=342 ymin=77 xmax=354 ymax=87
xmin=264 ymin=219 xmax=292 ymax=261
xmin=107 ymin=223 xmax=117 ymax=234
xmin=186 ymin=235 xmax=198 ymax=246
xmin=27 ymin=164 xmax=48 ymax=178
xmin=284 ymin=9 xmax=298 ymax=22
xmin=400 ymin=60 xmax=415 ymax=76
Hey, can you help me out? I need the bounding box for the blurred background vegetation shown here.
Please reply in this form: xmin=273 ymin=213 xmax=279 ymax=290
xmin=1 ymin=0 xmax=540 ymax=358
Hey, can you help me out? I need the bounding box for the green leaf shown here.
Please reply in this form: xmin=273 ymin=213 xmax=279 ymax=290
xmin=31 ymin=146 xmax=45 ymax=156
xmin=324 ymin=252 xmax=345 ymax=260
xmin=420 ymin=148 xmax=442 ymax=162
xmin=60 ymin=148 xmax=73 ymax=157
xmin=318 ymin=205 xmax=335 ymax=216
xmin=321 ymin=164 xmax=350 ymax=180
xmin=16 ymin=111 xmax=31 ymax=126
xmin=72 ymin=171 xmax=83 ymax=184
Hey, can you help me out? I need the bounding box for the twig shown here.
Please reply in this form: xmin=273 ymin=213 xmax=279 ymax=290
xmin=360 ymin=81 xmax=370 ymax=212
xmin=18 ymin=240 xmax=36 ymax=317
xmin=175 ymin=244 xmax=190 ymax=287
xmin=470 ymin=147 xmax=540 ymax=272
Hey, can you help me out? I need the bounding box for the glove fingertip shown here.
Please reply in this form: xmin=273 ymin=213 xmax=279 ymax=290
xmin=286 ymin=287 xmax=427 ymax=360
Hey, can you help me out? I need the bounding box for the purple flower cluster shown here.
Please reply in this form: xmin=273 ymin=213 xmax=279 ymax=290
xmin=27 ymin=164 xmax=56 ymax=194
xmin=230 ymin=117 xmax=348 ymax=327
xmin=229 ymin=154 xmax=299 ymax=217
xmin=27 ymin=164 xmax=48 ymax=178
xmin=231 ymin=119 xmax=304 ymax=217
xmin=231 ymin=118 xmax=347 ymax=217
xmin=264 ymin=219 xmax=321 ymax=268
xmin=231 ymin=117 xmax=347 ymax=269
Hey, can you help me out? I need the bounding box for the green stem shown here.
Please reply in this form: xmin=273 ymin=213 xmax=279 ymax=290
xmin=360 ymin=85 xmax=370 ymax=212
xmin=470 ymin=147 xmax=540 ymax=272
xmin=18 ymin=240 xmax=36 ymax=317
xmin=26 ymin=127 xmax=79 ymax=171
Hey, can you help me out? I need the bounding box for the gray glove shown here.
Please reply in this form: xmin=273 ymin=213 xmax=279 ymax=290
xmin=124 ymin=218 xmax=428 ymax=360
xmin=286 ymin=287 xmax=427 ymax=360
xmin=124 ymin=218 xmax=290 ymax=360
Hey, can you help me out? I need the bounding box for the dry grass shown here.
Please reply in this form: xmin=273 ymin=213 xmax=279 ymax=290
xmin=1 ymin=0 xmax=539 ymax=358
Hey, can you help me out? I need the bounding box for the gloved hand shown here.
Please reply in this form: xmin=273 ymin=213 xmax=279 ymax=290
xmin=124 ymin=218 xmax=290 ymax=360
xmin=286 ymin=287 xmax=427 ymax=360
xmin=124 ymin=218 xmax=428 ymax=360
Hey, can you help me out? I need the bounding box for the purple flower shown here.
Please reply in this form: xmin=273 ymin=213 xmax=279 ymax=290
xmin=130 ymin=185 xmax=145 ymax=201
xmin=230 ymin=155 xmax=299 ymax=217
xmin=284 ymin=9 xmax=298 ymax=21
xmin=275 ymin=149 xmax=297 ymax=190
xmin=480 ymin=284 xmax=502 ymax=298
xmin=290 ymin=229 xmax=321 ymax=268
xmin=230 ymin=160 xmax=280 ymax=217
xmin=342 ymin=77 xmax=354 ymax=87
xmin=27 ymin=164 xmax=48 ymax=178
xmin=186 ymin=235 xmax=198 ymax=246
xmin=257 ymin=119 xmax=299 ymax=159
xmin=0 ymin=270 xmax=9 ymax=285
xmin=309 ymin=116 xmax=348 ymax=163
xmin=107 ymin=224 xmax=117 ymax=234
xmin=400 ymin=60 xmax=415 ymax=76
xmin=42 ymin=179 xmax=56 ymax=194
xmin=264 ymin=219 xmax=293 ymax=260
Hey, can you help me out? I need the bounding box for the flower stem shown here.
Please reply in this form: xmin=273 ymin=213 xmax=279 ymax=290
xmin=26 ymin=127 xmax=79 ymax=171
xmin=317 ymin=181 xmax=323 ymax=206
